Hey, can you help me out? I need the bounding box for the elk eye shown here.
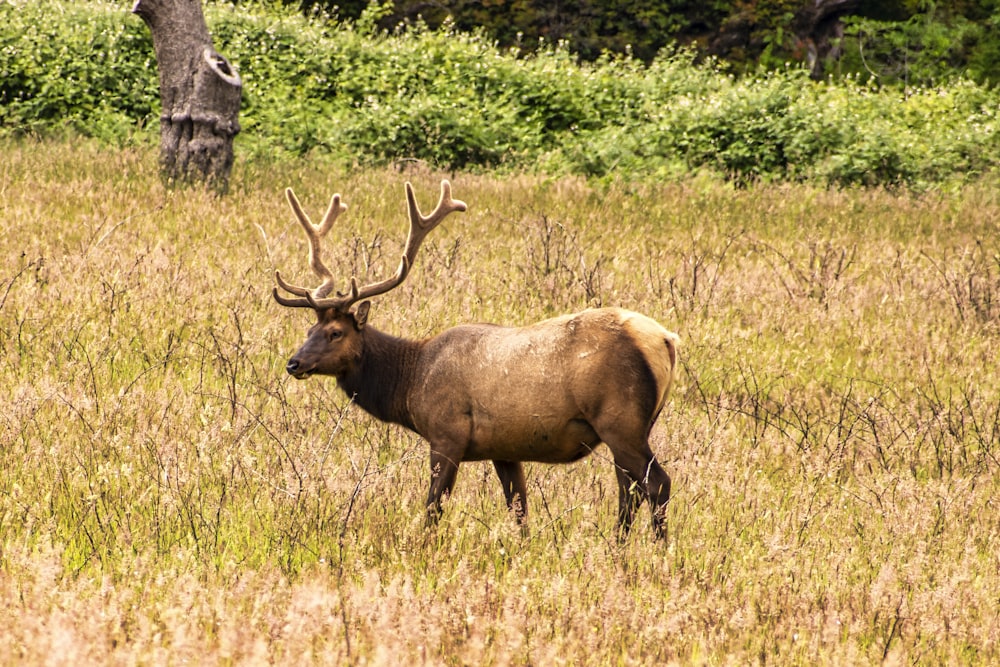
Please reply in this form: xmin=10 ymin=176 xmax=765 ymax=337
xmin=328 ymin=329 xmax=343 ymax=341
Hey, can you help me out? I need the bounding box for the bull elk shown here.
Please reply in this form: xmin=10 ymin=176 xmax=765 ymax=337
xmin=273 ymin=180 xmax=680 ymax=538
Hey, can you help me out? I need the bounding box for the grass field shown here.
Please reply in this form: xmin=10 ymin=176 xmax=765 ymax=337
xmin=1 ymin=140 xmax=999 ymax=664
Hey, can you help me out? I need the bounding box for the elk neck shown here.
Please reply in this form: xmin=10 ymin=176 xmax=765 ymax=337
xmin=337 ymin=325 xmax=422 ymax=431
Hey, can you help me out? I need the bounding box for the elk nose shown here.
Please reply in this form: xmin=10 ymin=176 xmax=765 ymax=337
xmin=286 ymin=358 xmax=300 ymax=375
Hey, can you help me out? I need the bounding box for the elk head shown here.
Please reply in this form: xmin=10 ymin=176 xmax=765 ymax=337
xmin=273 ymin=180 xmax=467 ymax=380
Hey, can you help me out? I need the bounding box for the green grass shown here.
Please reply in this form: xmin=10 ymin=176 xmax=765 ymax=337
xmin=1 ymin=139 xmax=999 ymax=664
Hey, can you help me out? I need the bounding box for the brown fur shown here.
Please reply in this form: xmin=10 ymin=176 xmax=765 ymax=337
xmin=276 ymin=181 xmax=679 ymax=538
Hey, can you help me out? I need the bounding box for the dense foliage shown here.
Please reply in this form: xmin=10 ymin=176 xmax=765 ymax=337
xmin=287 ymin=0 xmax=1000 ymax=82
xmin=835 ymin=6 xmax=1000 ymax=86
xmin=2 ymin=0 xmax=999 ymax=187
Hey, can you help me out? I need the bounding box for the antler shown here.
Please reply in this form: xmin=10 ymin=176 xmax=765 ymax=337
xmin=272 ymin=188 xmax=348 ymax=308
xmin=273 ymin=180 xmax=467 ymax=311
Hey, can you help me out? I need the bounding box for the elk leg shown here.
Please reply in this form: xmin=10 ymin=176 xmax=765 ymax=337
xmin=610 ymin=448 xmax=671 ymax=541
xmin=614 ymin=466 xmax=644 ymax=538
xmin=643 ymin=457 xmax=671 ymax=541
xmin=492 ymin=460 xmax=528 ymax=528
xmin=426 ymin=449 xmax=460 ymax=526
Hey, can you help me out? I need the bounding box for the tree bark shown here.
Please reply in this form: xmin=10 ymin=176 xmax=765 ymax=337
xmin=132 ymin=0 xmax=241 ymax=192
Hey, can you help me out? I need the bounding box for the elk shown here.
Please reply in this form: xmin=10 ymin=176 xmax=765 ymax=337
xmin=272 ymin=180 xmax=680 ymax=538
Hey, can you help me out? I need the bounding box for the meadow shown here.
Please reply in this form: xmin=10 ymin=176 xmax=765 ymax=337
xmin=1 ymin=140 xmax=999 ymax=664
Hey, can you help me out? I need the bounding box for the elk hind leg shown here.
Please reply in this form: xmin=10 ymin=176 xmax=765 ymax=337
xmin=426 ymin=449 xmax=460 ymax=527
xmin=643 ymin=456 xmax=671 ymax=540
xmin=493 ymin=460 xmax=528 ymax=533
xmin=614 ymin=452 xmax=670 ymax=540
xmin=596 ymin=415 xmax=671 ymax=540
xmin=615 ymin=466 xmax=644 ymax=538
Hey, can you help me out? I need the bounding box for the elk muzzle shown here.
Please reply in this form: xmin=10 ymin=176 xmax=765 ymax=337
xmin=285 ymin=357 xmax=312 ymax=379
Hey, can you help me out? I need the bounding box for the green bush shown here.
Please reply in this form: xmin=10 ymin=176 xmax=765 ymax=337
xmin=0 ymin=1 xmax=158 ymax=141
xmin=2 ymin=0 xmax=999 ymax=187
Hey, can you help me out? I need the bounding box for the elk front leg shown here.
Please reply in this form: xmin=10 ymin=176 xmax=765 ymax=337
xmin=492 ymin=460 xmax=528 ymax=530
xmin=426 ymin=449 xmax=460 ymax=526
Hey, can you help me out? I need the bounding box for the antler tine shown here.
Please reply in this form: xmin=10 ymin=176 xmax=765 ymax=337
xmin=407 ymin=179 xmax=468 ymax=232
xmin=272 ymin=188 xmax=349 ymax=308
xmin=388 ymin=179 xmax=467 ymax=287
xmin=289 ymin=188 xmax=347 ymax=294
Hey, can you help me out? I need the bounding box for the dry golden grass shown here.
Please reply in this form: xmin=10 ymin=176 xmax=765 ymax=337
xmin=1 ymin=140 xmax=999 ymax=665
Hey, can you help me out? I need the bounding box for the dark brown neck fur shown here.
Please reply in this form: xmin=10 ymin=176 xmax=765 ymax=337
xmin=337 ymin=326 xmax=422 ymax=431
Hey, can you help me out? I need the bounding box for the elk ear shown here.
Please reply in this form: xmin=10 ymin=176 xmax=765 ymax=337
xmin=353 ymin=300 xmax=371 ymax=330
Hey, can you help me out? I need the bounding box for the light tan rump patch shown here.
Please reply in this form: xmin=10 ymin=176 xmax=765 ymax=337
xmin=619 ymin=310 xmax=680 ymax=414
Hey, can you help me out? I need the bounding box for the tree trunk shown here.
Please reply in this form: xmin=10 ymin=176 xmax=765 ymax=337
xmin=132 ymin=0 xmax=241 ymax=192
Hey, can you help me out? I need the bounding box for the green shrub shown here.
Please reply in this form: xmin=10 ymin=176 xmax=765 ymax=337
xmin=2 ymin=0 xmax=999 ymax=187
xmin=0 ymin=1 xmax=157 ymax=141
